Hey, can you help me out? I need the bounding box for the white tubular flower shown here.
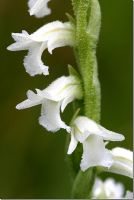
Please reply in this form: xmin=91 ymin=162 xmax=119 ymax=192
xmin=91 ymin=178 xmax=132 ymax=199
xmin=28 ymin=0 xmax=51 ymax=18
xmin=106 ymin=147 xmax=133 ymax=179
xmin=16 ymin=75 xmax=82 ymax=132
xmin=7 ymin=21 xmax=74 ymax=76
xmin=67 ymin=116 xmax=125 ymax=171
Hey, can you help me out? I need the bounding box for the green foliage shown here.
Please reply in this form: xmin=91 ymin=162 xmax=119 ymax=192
xmin=68 ymin=64 xmax=80 ymax=79
xmin=66 ymin=13 xmax=76 ymax=26
xmin=71 ymin=168 xmax=96 ymax=198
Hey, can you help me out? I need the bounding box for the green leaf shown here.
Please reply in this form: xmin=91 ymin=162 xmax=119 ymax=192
xmin=66 ymin=13 xmax=76 ymax=26
xmin=68 ymin=64 xmax=80 ymax=78
xmin=71 ymin=168 xmax=96 ymax=198
xmin=70 ymin=108 xmax=80 ymax=126
xmin=87 ymin=0 xmax=101 ymax=41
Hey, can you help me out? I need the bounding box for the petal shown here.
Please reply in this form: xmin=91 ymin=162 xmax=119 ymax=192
xmin=27 ymin=90 xmax=39 ymax=100
xmin=74 ymin=116 xmax=124 ymax=142
xmin=60 ymin=84 xmax=82 ymax=112
xmin=61 ymin=96 xmax=75 ymax=112
xmin=39 ymin=100 xmax=71 ymax=132
xmin=112 ymin=147 xmax=132 ymax=161
xmin=107 ymin=147 xmax=133 ymax=178
xmin=16 ymin=90 xmax=42 ymax=110
xmin=42 ymin=76 xmax=82 ymax=102
xmin=80 ymin=135 xmax=113 ymax=171
xmin=11 ymin=31 xmax=29 ymax=41
xmin=7 ymin=31 xmax=33 ymax=51
xmin=47 ymin=30 xmax=74 ymax=54
xmin=67 ymin=129 xmax=78 ymax=154
xmin=24 ymin=42 xmax=49 ymax=76
xmin=92 ymin=178 xmax=105 ymax=199
xmin=28 ymin=0 xmax=51 ymax=18
xmin=97 ymin=125 xmax=125 ymax=141
xmin=74 ymin=129 xmax=91 ymax=144
xmin=30 ymin=21 xmax=72 ymax=42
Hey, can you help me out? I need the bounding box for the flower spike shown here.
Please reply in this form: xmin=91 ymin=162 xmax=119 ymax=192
xmin=7 ymin=21 xmax=74 ymax=76
xmin=28 ymin=0 xmax=51 ymax=18
xmin=16 ymin=75 xmax=82 ymax=132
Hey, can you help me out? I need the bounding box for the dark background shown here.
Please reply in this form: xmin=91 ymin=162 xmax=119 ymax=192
xmin=0 ymin=0 xmax=133 ymax=198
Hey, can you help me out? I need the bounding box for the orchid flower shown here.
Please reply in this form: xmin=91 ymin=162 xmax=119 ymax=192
xmin=67 ymin=116 xmax=125 ymax=171
xmin=16 ymin=75 xmax=82 ymax=132
xmin=91 ymin=178 xmax=133 ymax=199
xmin=7 ymin=21 xmax=74 ymax=76
xmin=28 ymin=0 xmax=51 ymax=18
xmin=106 ymin=147 xmax=133 ymax=179
xmin=125 ymin=191 xmax=133 ymax=199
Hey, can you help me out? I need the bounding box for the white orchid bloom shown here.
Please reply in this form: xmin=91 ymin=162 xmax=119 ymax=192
xmin=91 ymin=178 xmax=133 ymax=199
xmin=125 ymin=191 xmax=133 ymax=199
xmin=16 ymin=75 xmax=82 ymax=132
xmin=67 ymin=116 xmax=125 ymax=171
xmin=106 ymin=147 xmax=133 ymax=179
xmin=7 ymin=21 xmax=74 ymax=76
xmin=28 ymin=0 xmax=51 ymax=18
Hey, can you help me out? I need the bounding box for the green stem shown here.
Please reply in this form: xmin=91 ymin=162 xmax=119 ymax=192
xmin=74 ymin=0 xmax=101 ymax=122
xmin=70 ymin=0 xmax=101 ymax=198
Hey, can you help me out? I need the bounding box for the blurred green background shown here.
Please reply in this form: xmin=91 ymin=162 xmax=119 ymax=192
xmin=0 ymin=0 xmax=133 ymax=198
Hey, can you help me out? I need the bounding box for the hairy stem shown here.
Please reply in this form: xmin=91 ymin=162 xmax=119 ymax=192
xmin=70 ymin=0 xmax=101 ymax=198
xmin=74 ymin=0 xmax=101 ymax=122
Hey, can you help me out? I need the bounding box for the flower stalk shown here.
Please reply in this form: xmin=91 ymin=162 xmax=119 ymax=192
xmin=70 ymin=0 xmax=101 ymax=198
xmin=72 ymin=0 xmax=101 ymax=122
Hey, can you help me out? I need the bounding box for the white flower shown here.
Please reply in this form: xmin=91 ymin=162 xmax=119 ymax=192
xmin=125 ymin=191 xmax=133 ymax=199
xmin=107 ymin=147 xmax=133 ymax=179
xmin=28 ymin=0 xmax=51 ymax=18
xmin=67 ymin=116 xmax=125 ymax=171
xmin=7 ymin=21 xmax=74 ymax=76
xmin=92 ymin=178 xmax=132 ymax=199
xmin=16 ymin=75 xmax=82 ymax=132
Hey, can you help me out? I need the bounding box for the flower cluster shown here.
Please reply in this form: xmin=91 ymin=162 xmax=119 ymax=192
xmin=91 ymin=178 xmax=133 ymax=199
xmin=8 ymin=0 xmax=133 ymax=198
